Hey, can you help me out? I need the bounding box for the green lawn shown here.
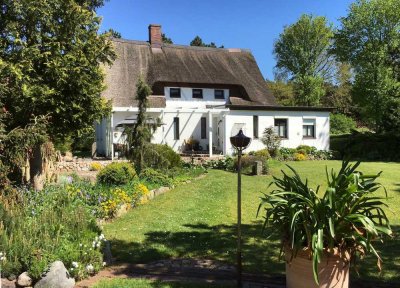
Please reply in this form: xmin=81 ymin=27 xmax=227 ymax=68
xmin=103 ymin=160 xmax=400 ymax=286
xmin=93 ymin=279 xmax=233 ymax=288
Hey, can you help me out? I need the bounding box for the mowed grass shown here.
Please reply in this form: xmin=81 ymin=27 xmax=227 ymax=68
xmin=103 ymin=161 xmax=400 ymax=285
xmin=93 ymin=279 xmax=233 ymax=288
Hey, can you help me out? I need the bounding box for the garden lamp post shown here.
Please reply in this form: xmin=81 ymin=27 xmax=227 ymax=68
xmin=230 ymin=129 xmax=251 ymax=288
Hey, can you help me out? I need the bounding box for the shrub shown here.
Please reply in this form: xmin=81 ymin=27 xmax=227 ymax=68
xmin=140 ymin=168 xmax=173 ymax=187
xmin=330 ymin=113 xmax=356 ymax=135
xmin=296 ymin=145 xmax=315 ymax=155
xmin=249 ymin=149 xmax=271 ymax=159
xmin=90 ymin=162 xmax=102 ymax=171
xmin=294 ymin=153 xmax=307 ymax=161
xmin=97 ymin=162 xmax=136 ymax=185
xmin=65 ymin=179 xmax=146 ymax=219
xmin=234 ymin=154 xmax=269 ymax=175
xmin=278 ymin=147 xmax=297 ymax=161
xmin=0 ymin=186 xmax=105 ymax=281
xmin=330 ymin=132 xmax=400 ymax=161
xmin=261 ymin=127 xmax=281 ymax=156
xmin=143 ymin=144 xmax=182 ymax=170
xmin=205 ymin=156 xmax=234 ymax=171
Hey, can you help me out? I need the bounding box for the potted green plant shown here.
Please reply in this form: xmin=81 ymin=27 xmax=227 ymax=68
xmin=258 ymin=161 xmax=392 ymax=288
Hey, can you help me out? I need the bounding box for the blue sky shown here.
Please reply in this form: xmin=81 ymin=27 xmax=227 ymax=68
xmin=97 ymin=0 xmax=354 ymax=80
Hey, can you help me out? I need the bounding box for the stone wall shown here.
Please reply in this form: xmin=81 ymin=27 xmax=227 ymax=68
xmin=56 ymin=159 xmax=128 ymax=173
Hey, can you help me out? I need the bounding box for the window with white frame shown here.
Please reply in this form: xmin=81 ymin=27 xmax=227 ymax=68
xmin=303 ymin=119 xmax=316 ymax=138
xmin=274 ymin=118 xmax=288 ymax=138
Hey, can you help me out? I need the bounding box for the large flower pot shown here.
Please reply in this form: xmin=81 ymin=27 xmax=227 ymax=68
xmin=285 ymin=247 xmax=350 ymax=288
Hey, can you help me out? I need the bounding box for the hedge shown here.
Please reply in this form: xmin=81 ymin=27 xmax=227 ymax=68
xmin=330 ymin=132 xmax=400 ymax=161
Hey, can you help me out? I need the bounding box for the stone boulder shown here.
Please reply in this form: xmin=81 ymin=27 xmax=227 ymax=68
xmin=17 ymin=272 xmax=32 ymax=287
xmin=34 ymin=261 xmax=75 ymax=288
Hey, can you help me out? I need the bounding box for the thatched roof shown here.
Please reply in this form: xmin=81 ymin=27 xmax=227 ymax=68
xmin=102 ymin=38 xmax=277 ymax=108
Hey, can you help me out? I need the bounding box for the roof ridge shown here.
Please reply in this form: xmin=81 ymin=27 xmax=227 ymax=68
xmin=110 ymin=38 xmax=251 ymax=53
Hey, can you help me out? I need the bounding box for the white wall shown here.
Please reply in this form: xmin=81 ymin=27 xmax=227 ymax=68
xmin=164 ymin=87 xmax=228 ymax=109
xmin=106 ymin=108 xmax=329 ymax=156
xmin=224 ymin=110 xmax=330 ymax=155
xmin=110 ymin=110 xmax=220 ymax=153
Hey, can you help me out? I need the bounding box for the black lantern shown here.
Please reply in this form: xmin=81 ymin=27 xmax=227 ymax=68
xmin=230 ymin=129 xmax=251 ymax=288
xmin=230 ymin=129 xmax=251 ymax=151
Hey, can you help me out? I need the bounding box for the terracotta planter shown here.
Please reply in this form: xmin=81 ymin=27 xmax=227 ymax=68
xmin=285 ymin=247 xmax=350 ymax=288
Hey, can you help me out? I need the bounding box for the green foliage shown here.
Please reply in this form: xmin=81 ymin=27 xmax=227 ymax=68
xmin=322 ymin=63 xmax=354 ymax=115
xmin=274 ymin=14 xmax=334 ymax=106
xmin=330 ymin=132 xmax=400 ymax=161
xmin=140 ymin=168 xmax=173 ymax=187
xmin=330 ymin=113 xmax=357 ymax=135
xmin=293 ymin=75 xmax=325 ymax=106
xmin=266 ymin=80 xmax=295 ymax=106
xmin=54 ymin=135 xmax=73 ymax=154
xmin=278 ymin=146 xmax=333 ymax=161
xmin=333 ymin=0 xmax=400 ymax=132
xmin=105 ymin=28 xmax=122 ymax=39
xmin=65 ymin=180 xmax=146 ymax=219
xmin=0 ymin=0 xmax=115 ymax=140
xmin=233 ymin=154 xmax=269 ymax=175
xmin=278 ymin=147 xmax=297 ymax=161
xmin=0 ymin=115 xmax=49 ymax=184
xmin=162 ymin=33 xmax=173 ymax=44
xmin=205 ymin=156 xmax=235 ymax=171
xmin=126 ymin=78 xmax=153 ymax=173
xmin=71 ymin=127 xmax=95 ymax=154
xmin=258 ymin=161 xmax=392 ymax=284
xmin=190 ymin=36 xmax=224 ymax=48
xmin=261 ymin=127 xmax=281 ymax=156
xmin=142 ymin=144 xmax=182 ymax=170
xmin=0 ymin=187 xmax=105 ymax=280
xmin=97 ymin=162 xmax=137 ymax=185
xmin=249 ymin=149 xmax=271 ymax=159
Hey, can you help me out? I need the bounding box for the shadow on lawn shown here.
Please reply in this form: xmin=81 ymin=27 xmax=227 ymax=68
xmin=394 ymin=183 xmax=400 ymax=193
xmin=109 ymin=221 xmax=284 ymax=277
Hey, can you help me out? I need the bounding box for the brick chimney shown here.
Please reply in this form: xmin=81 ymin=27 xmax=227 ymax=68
xmin=149 ymin=24 xmax=162 ymax=48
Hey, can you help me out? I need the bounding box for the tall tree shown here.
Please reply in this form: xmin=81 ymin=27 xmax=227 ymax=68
xmin=0 ymin=0 xmax=115 ymax=140
xmin=333 ymin=0 xmax=400 ymax=132
xmin=162 ymin=33 xmax=173 ymax=44
xmin=322 ymin=62 xmax=354 ymax=115
xmin=128 ymin=78 xmax=152 ymax=174
xmin=274 ymin=14 xmax=335 ymax=106
xmin=106 ymin=28 xmax=122 ymax=38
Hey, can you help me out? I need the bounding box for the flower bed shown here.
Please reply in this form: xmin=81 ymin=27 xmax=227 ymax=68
xmin=0 ymin=163 xmax=206 ymax=284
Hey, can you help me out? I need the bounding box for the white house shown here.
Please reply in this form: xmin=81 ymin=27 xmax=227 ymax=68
xmin=96 ymin=24 xmax=331 ymax=158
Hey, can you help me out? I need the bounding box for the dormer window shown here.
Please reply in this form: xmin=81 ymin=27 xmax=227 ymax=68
xmin=170 ymin=88 xmax=181 ymax=98
xmin=214 ymin=89 xmax=225 ymax=99
xmin=192 ymin=89 xmax=203 ymax=99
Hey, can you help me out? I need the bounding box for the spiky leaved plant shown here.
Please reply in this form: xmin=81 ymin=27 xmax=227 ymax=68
xmin=258 ymin=161 xmax=392 ymax=284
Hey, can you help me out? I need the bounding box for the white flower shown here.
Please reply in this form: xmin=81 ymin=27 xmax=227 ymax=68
xmin=92 ymin=241 xmax=96 ymax=248
xmin=0 ymin=252 xmax=5 ymax=261
xmin=79 ymin=243 xmax=83 ymax=247
xmin=70 ymin=268 xmax=74 ymax=271
xmin=72 ymin=261 xmax=79 ymax=268
xmin=102 ymin=262 xmax=106 ymax=267
xmin=86 ymin=264 xmax=94 ymax=272
xmin=99 ymin=234 xmax=105 ymax=241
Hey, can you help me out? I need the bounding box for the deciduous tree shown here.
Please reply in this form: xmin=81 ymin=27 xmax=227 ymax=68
xmin=274 ymin=14 xmax=335 ymax=106
xmin=333 ymin=0 xmax=400 ymax=132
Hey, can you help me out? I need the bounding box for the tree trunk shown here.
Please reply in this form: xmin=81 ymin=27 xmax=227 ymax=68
xmin=30 ymin=144 xmax=44 ymax=191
